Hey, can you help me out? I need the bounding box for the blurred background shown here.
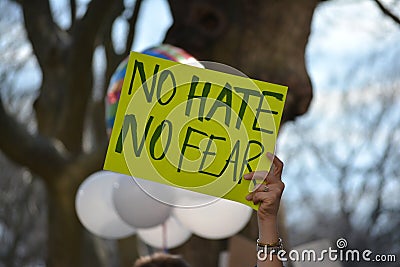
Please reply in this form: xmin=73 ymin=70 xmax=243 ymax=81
xmin=0 ymin=0 xmax=399 ymax=267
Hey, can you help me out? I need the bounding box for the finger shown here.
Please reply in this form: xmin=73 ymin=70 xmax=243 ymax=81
xmin=271 ymin=154 xmax=284 ymax=177
xmin=255 ymin=183 xmax=282 ymax=194
xmin=244 ymin=171 xmax=269 ymax=193
xmin=243 ymin=154 xmax=283 ymax=191
xmin=245 ymin=192 xmax=253 ymax=201
xmin=252 ymin=185 xmax=283 ymax=205
xmin=243 ymin=171 xmax=255 ymax=180
xmin=252 ymin=192 xmax=269 ymax=205
xmin=252 ymin=183 xmax=269 ymax=193
xmin=266 ymin=153 xmax=284 ymax=182
xmin=245 ymin=184 xmax=270 ymax=202
xmin=243 ymin=170 xmax=268 ymax=181
xmin=251 ymin=190 xmax=274 ymax=205
xmin=246 ymin=183 xmax=284 ymax=203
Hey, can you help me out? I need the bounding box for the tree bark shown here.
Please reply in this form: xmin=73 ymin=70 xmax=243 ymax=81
xmin=165 ymin=1 xmax=318 ymax=266
xmin=165 ymin=0 xmax=319 ymax=123
xmin=46 ymin=173 xmax=84 ymax=267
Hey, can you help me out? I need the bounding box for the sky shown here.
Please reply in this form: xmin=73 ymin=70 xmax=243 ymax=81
xmin=276 ymin=0 xmax=400 ymax=231
xmin=307 ymin=0 xmax=400 ymax=91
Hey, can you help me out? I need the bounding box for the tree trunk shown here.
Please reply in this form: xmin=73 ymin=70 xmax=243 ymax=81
xmin=165 ymin=0 xmax=319 ymax=123
xmin=46 ymin=169 xmax=113 ymax=267
xmin=47 ymin=174 xmax=85 ymax=267
xmin=165 ymin=1 xmax=319 ymax=266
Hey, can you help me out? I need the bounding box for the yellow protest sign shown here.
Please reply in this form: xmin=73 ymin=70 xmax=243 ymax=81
xmin=103 ymin=51 xmax=287 ymax=209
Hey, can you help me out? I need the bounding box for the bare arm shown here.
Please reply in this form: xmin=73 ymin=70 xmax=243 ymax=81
xmin=245 ymin=153 xmax=285 ymax=267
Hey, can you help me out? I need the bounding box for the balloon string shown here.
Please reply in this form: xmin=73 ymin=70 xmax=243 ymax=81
xmin=162 ymin=221 xmax=168 ymax=252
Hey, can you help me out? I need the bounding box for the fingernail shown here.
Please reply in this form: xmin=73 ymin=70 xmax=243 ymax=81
xmin=245 ymin=194 xmax=252 ymax=201
xmin=267 ymin=152 xmax=274 ymax=160
xmin=243 ymin=173 xmax=251 ymax=179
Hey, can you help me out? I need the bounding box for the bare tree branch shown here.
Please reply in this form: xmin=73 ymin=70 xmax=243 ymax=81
xmin=85 ymin=99 xmax=108 ymax=160
xmin=19 ymin=0 xmax=64 ymax=69
xmin=103 ymin=0 xmax=144 ymax=93
xmin=367 ymin=126 xmax=397 ymax=232
xmin=125 ymin=0 xmax=144 ymax=56
xmin=55 ymin=0 xmax=116 ymax=153
xmin=374 ymin=0 xmax=400 ymax=26
xmin=102 ymin=1 xmax=126 ymax=87
xmin=70 ymin=146 xmax=107 ymax=185
xmin=0 ymin=98 xmax=68 ymax=182
xmin=18 ymin=0 xmax=70 ymax=142
xmin=69 ymin=0 xmax=76 ymax=28
xmin=72 ymin=0 xmax=115 ymax=41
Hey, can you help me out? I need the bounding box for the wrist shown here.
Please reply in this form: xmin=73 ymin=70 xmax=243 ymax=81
xmin=258 ymin=233 xmax=279 ymax=245
xmin=258 ymin=215 xmax=278 ymax=229
xmin=258 ymin=216 xmax=279 ymax=244
xmin=258 ymin=213 xmax=278 ymax=222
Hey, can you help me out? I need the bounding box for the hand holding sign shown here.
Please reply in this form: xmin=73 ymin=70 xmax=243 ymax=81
xmin=244 ymin=153 xmax=285 ymax=266
xmin=245 ymin=153 xmax=285 ymax=220
xmin=104 ymin=52 xmax=287 ymax=209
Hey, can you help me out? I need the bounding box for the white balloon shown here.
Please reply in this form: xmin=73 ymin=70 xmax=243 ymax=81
xmin=137 ymin=216 xmax=192 ymax=249
xmin=166 ymin=187 xmax=219 ymax=208
xmin=75 ymin=171 xmax=136 ymax=239
xmin=173 ymin=198 xmax=253 ymax=239
xmin=112 ymin=175 xmax=173 ymax=228
xmin=132 ymin=181 xmax=219 ymax=208
xmin=132 ymin=177 xmax=178 ymax=206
